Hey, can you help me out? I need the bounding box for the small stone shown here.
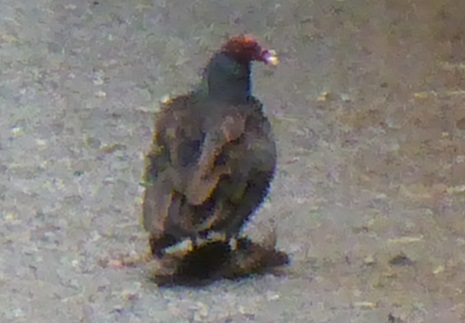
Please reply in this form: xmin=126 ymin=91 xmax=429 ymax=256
xmin=389 ymin=253 xmax=414 ymax=266
xmin=432 ymin=265 xmax=444 ymax=275
xmin=363 ymin=255 xmax=376 ymax=266
xmin=95 ymin=90 xmax=106 ymax=97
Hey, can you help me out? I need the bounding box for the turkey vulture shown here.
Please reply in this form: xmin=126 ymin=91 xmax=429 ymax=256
xmin=142 ymin=34 xmax=278 ymax=258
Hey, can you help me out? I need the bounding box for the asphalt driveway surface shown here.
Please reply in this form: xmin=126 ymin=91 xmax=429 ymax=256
xmin=1 ymin=1 xmax=465 ymax=322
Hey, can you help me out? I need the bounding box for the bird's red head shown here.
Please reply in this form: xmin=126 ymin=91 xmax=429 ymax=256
xmin=220 ymin=34 xmax=279 ymax=66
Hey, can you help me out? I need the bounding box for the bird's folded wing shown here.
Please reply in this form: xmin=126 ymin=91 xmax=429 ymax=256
xmin=141 ymin=137 xmax=177 ymax=235
xmin=184 ymin=114 xmax=246 ymax=205
xmin=142 ymin=176 xmax=173 ymax=235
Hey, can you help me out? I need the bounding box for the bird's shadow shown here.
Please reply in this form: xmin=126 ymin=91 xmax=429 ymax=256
xmin=150 ymin=238 xmax=290 ymax=288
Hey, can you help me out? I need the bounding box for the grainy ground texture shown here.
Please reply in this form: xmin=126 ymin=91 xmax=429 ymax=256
xmin=1 ymin=0 xmax=465 ymax=322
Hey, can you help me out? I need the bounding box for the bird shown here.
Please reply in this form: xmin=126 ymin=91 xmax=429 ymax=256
xmin=142 ymin=34 xmax=279 ymax=258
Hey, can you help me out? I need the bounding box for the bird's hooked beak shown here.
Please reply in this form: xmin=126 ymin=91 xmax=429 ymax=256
xmin=261 ymin=49 xmax=279 ymax=66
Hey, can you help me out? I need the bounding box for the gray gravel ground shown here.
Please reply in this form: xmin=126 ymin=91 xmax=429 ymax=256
xmin=2 ymin=0 xmax=465 ymax=322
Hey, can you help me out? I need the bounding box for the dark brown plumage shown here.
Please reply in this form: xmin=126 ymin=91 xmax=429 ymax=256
xmin=142 ymin=34 xmax=278 ymax=258
xmin=151 ymin=236 xmax=290 ymax=287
